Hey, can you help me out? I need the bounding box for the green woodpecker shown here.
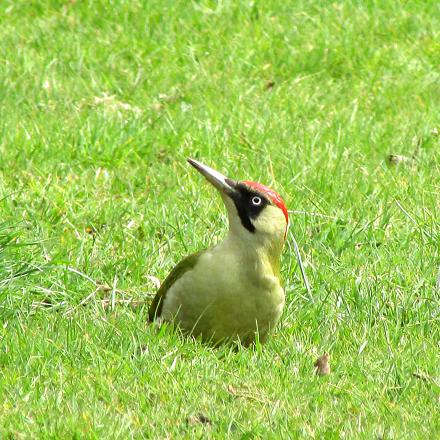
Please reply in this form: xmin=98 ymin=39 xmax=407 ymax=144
xmin=148 ymin=158 xmax=288 ymax=346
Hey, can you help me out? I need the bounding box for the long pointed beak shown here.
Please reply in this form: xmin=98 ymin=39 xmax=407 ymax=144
xmin=187 ymin=158 xmax=235 ymax=195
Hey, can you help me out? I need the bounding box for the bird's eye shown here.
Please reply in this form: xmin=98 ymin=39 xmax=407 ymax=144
xmin=251 ymin=196 xmax=262 ymax=206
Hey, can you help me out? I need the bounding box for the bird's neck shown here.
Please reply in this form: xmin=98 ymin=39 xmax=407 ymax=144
xmin=222 ymin=231 xmax=284 ymax=277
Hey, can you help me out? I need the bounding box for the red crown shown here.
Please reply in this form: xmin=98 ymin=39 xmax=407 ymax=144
xmin=243 ymin=180 xmax=289 ymax=225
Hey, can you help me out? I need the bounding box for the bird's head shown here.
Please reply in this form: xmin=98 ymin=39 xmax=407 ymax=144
xmin=188 ymin=158 xmax=288 ymax=250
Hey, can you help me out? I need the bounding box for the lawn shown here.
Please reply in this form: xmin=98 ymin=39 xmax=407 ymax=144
xmin=1 ymin=0 xmax=439 ymax=438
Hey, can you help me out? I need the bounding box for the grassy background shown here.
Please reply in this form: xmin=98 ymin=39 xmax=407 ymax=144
xmin=1 ymin=0 xmax=439 ymax=437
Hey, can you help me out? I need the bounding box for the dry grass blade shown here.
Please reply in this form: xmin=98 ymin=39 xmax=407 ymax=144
xmin=288 ymin=229 xmax=312 ymax=301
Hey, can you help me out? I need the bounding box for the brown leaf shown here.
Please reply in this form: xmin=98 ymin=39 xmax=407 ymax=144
xmin=186 ymin=413 xmax=212 ymax=426
xmin=85 ymin=226 xmax=96 ymax=235
xmin=41 ymin=296 xmax=53 ymax=307
xmin=265 ymin=80 xmax=275 ymax=90
xmin=227 ymin=384 xmax=237 ymax=396
xmin=92 ymin=93 xmax=142 ymax=115
xmin=387 ymin=154 xmax=412 ymax=165
xmin=151 ymin=102 xmax=163 ymax=112
xmin=314 ymin=353 xmax=331 ymax=376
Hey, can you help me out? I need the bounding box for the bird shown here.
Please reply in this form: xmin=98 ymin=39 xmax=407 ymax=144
xmin=148 ymin=158 xmax=289 ymax=346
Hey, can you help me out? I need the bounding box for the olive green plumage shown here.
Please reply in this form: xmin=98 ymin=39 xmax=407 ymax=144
xmin=148 ymin=251 xmax=203 ymax=322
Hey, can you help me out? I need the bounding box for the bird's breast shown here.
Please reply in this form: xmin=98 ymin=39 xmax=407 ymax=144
xmin=160 ymin=245 xmax=285 ymax=345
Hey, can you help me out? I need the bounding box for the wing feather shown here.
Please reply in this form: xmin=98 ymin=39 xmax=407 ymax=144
xmin=148 ymin=251 xmax=204 ymax=321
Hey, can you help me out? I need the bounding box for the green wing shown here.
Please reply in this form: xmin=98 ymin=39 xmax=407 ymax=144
xmin=148 ymin=251 xmax=204 ymax=321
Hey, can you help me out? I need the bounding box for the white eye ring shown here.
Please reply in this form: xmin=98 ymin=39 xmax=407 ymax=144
xmin=252 ymin=196 xmax=262 ymax=206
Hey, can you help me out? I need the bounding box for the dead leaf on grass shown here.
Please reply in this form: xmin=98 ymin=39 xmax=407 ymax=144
xmin=314 ymin=353 xmax=331 ymax=376
xmin=85 ymin=226 xmax=96 ymax=235
xmin=186 ymin=413 xmax=212 ymax=426
xmin=92 ymin=93 xmax=142 ymax=116
xmin=227 ymin=384 xmax=237 ymax=396
xmin=387 ymin=154 xmax=412 ymax=165
xmin=96 ymin=283 xmax=111 ymax=292
xmin=265 ymin=80 xmax=275 ymax=90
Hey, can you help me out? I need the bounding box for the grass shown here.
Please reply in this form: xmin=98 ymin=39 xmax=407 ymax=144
xmin=1 ymin=0 xmax=439 ymax=437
